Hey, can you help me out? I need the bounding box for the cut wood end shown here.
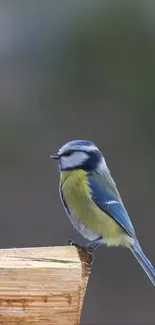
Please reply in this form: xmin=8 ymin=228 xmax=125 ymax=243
xmin=0 ymin=246 xmax=91 ymax=325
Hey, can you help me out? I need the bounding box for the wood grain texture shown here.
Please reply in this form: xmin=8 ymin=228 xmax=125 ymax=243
xmin=0 ymin=246 xmax=90 ymax=325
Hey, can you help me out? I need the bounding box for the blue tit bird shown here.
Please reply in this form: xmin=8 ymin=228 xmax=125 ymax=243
xmin=50 ymin=140 xmax=155 ymax=286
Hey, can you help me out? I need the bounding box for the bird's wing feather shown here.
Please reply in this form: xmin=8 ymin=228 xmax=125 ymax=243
xmin=88 ymin=172 xmax=136 ymax=238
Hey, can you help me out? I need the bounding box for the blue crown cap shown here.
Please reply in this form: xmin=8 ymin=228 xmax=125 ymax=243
xmin=69 ymin=140 xmax=94 ymax=147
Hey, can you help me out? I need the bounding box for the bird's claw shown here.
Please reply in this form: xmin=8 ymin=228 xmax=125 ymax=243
xmin=65 ymin=239 xmax=79 ymax=247
xmin=86 ymin=250 xmax=94 ymax=265
xmin=65 ymin=239 xmax=95 ymax=265
xmin=65 ymin=239 xmax=85 ymax=249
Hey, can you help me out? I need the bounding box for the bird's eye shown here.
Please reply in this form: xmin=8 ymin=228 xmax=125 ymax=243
xmin=63 ymin=150 xmax=73 ymax=157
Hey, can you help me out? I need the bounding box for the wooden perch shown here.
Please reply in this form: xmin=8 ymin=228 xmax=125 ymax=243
xmin=0 ymin=246 xmax=90 ymax=325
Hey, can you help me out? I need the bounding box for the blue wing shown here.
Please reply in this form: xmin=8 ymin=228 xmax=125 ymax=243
xmin=88 ymin=172 xmax=136 ymax=238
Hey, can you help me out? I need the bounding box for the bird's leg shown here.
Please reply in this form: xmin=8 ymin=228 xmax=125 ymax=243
xmin=65 ymin=236 xmax=102 ymax=265
xmin=85 ymin=236 xmax=102 ymax=251
xmin=85 ymin=236 xmax=102 ymax=264
xmin=65 ymin=237 xmax=102 ymax=251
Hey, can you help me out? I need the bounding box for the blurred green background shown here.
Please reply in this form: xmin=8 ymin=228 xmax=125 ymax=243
xmin=1 ymin=1 xmax=155 ymax=324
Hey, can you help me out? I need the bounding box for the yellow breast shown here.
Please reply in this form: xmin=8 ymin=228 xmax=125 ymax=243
xmin=60 ymin=170 xmax=129 ymax=246
xmin=61 ymin=169 xmax=90 ymax=199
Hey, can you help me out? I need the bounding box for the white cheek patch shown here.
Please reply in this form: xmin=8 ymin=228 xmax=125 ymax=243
xmin=60 ymin=151 xmax=88 ymax=169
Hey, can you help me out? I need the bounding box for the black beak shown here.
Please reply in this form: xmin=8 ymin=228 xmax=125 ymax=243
xmin=49 ymin=152 xmax=59 ymax=160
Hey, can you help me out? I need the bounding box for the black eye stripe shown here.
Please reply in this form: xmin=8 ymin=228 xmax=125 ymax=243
xmin=62 ymin=150 xmax=74 ymax=157
xmin=61 ymin=149 xmax=99 ymax=158
xmin=61 ymin=149 xmax=87 ymax=157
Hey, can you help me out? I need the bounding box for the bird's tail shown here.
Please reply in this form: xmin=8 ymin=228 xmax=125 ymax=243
xmin=131 ymin=241 xmax=155 ymax=286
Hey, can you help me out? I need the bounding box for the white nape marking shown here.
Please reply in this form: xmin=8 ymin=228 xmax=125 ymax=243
xmin=105 ymin=200 xmax=119 ymax=205
xmin=60 ymin=151 xmax=88 ymax=169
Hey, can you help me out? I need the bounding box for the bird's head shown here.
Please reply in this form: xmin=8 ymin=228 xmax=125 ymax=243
xmin=50 ymin=140 xmax=107 ymax=172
